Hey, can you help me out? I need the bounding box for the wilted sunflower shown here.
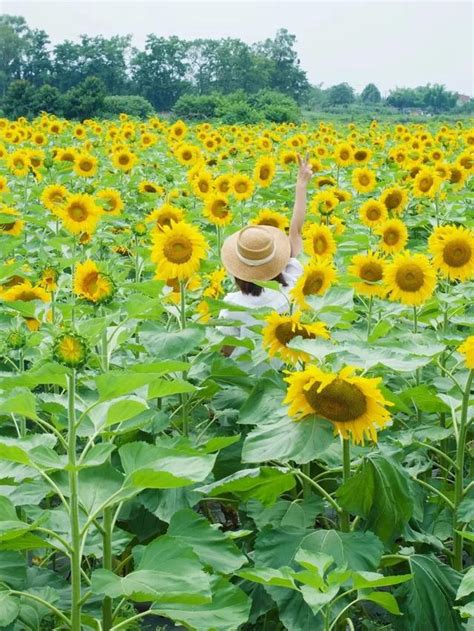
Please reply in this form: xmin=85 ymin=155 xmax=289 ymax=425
xmin=284 ymin=365 xmax=392 ymax=444
xmin=413 ymin=168 xmax=442 ymax=198
xmin=428 ymin=225 xmax=474 ymax=282
xmin=96 ymin=189 xmax=124 ymax=216
xmin=334 ymin=143 xmax=353 ymax=167
xmin=146 ymin=204 xmax=184 ymax=231
xmin=41 ymin=184 xmax=70 ymax=214
xmin=263 ymin=311 xmax=329 ymax=364
xmin=53 ymin=333 xmax=89 ymax=369
xmin=385 ymin=251 xmax=436 ymax=306
xmin=251 ymin=208 xmax=289 ymax=231
xmin=231 ymin=174 xmax=254 ymax=201
xmin=380 ymin=187 xmax=408 ymax=214
xmin=291 ymin=259 xmax=337 ymax=309
xmin=358 ymin=200 xmax=387 ymax=228
xmin=352 ymin=168 xmax=376 ymax=193
xmin=304 ymin=224 xmax=337 ymax=259
xmin=458 ymin=336 xmax=474 ymax=369
xmin=74 ymin=260 xmax=115 ymax=304
xmin=254 ymin=156 xmax=276 ymax=188
xmin=203 ymin=195 xmax=233 ymax=226
xmin=0 ymin=207 xmax=25 ymax=236
xmin=57 ymin=194 xmax=101 ymax=235
xmin=309 ymin=191 xmax=340 ymax=216
xmin=74 ymin=153 xmax=98 ymax=177
xmin=151 ymin=221 xmax=207 ymax=281
xmin=348 ymin=252 xmax=387 ymax=298
xmin=375 ymin=218 xmax=408 ymax=254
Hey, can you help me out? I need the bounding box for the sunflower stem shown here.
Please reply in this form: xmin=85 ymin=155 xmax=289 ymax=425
xmin=340 ymin=438 xmax=351 ymax=532
xmin=366 ymin=295 xmax=373 ymax=340
xmin=216 ymin=225 xmax=222 ymax=256
xmin=302 ymin=463 xmax=312 ymax=498
xmin=179 ymin=280 xmax=189 ymax=436
xmin=453 ymin=369 xmax=473 ymax=571
xmin=71 ymin=238 xmax=77 ymax=330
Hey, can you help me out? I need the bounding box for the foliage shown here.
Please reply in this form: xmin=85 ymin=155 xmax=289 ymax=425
xmin=361 ymin=83 xmax=382 ymax=104
xmin=102 ymin=95 xmax=155 ymax=119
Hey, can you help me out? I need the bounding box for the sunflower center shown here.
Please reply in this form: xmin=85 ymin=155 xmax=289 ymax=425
xmin=260 ymin=167 xmax=270 ymax=180
xmin=385 ymin=192 xmax=401 ymax=209
xmin=354 ymin=151 xmax=367 ymax=161
xmin=259 ymin=218 xmax=279 ymax=228
xmin=418 ymin=176 xmax=433 ymax=192
xmin=395 ymin=263 xmax=424 ymax=291
xmin=68 ymin=203 xmax=88 ymax=222
xmin=118 ymin=154 xmax=130 ymax=165
xmin=182 ymin=151 xmax=192 ymax=161
xmin=275 ymin=322 xmax=316 ymax=346
xmin=83 ymin=271 xmax=100 ymax=294
xmin=304 ymin=378 xmax=367 ymax=423
xmin=359 ymin=174 xmax=370 ymax=186
xmin=0 ymin=222 xmax=16 ymax=231
xmin=303 ymin=272 xmax=324 ymax=295
xmin=163 ymin=237 xmax=193 ymax=264
xmin=360 ymin=262 xmax=383 ymax=282
xmin=235 ymin=181 xmax=247 ymax=193
xmin=384 ymin=228 xmax=400 ymax=245
xmin=340 ymin=150 xmax=350 ymax=160
xmin=211 ymin=201 xmax=228 ymax=218
xmin=144 ymin=184 xmax=156 ymax=192
xmin=450 ymin=169 xmax=462 ymax=184
xmin=313 ymin=236 xmax=328 ymax=255
xmin=198 ymin=181 xmax=209 ymax=193
xmin=367 ymin=206 xmax=381 ymax=221
xmin=80 ymin=160 xmax=93 ymax=172
xmin=158 ymin=213 xmax=177 ymax=228
xmin=443 ymin=239 xmax=471 ymax=267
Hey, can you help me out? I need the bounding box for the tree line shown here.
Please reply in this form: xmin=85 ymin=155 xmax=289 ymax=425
xmin=0 ymin=13 xmax=470 ymax=121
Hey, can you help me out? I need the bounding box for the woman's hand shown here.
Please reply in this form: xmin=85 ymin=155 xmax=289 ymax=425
xmin=296 ymin=153 xmax=313 ymax=187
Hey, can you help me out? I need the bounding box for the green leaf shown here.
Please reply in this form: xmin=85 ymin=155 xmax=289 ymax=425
xmin=363 ymin=591 xmax=401 ymax=615
xmin=298 ymin=530 xmax=384 ymax=571
xmin=238 ymin=378 xmax=288 ymax=425
xmin=89 ymin=396 xmax=148 ymax=428
xmin=167 ymin=509 xmax=246 ymax=574
xmin=0 ymin=591 xmax=19 ymax=626
xmin=242 ymin=415 xmax=334 ymax=465
xmin=336 ymin=453 xmax=414 ymax=542
xmin=398 ymin=554 xmax=463 ymax=631
xmin=237 ymin=566 xmax=297 ymax=589
xmin=0 ymin=389 xmax=38 ymax=420
xmin=300 ymin=583 xmax=339 ymax=615
xmin=294 ymin=549 xmax=334 ymax=579
xmin=150 ymin=327 xmax=206 ymax=359
xmin=399 ymin=385 xmax=450 ymax=413
xmin=80 ymin=443 xmax=116 ymax=468
xmin=147 ymin=378 xmax=195 ymax=399
xmin=456 ymin=567 xmax=474 ymax=600
xmin=95 ymin=372 xmax=164 ymax=401
xmin=353 ymin=571 xmax=413 ymax=589
xmin=0 ymin=362 xmax=67 ymax=389
xmin=198 ymin=467 xmax=296 ymax=506
xmin=78 ymin=464 xmax=126 ymax=514
xmin=151 ymin=576 xmax=251 ymax=631
xmin=0 ymin=551 xmax=27 ymax=589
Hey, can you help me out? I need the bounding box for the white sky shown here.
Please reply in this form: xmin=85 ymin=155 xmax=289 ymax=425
xmin=2 ymin=0 xmax=473 ymax=95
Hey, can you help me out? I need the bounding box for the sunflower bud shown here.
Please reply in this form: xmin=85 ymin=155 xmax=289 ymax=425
xmin=6 ymin=329 xmax=26 ymax=350
xmin=53 ymin=333 xmax=89 ymax=369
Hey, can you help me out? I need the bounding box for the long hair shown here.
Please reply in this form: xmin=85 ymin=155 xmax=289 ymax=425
xmin=234 ymin=273 xmax=288 ymax=296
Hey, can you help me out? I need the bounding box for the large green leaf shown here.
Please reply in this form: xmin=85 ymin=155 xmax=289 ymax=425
xmin=167 ymin=509 xmax=246 ymax=574
xmin=0 ymin=389 xmax=38 ymax=420
xmin=77 ymin=464 xmax=128 ymax=514
xmin=0 ymin=551 xmax=27 ymax=589
xmin=0 ymin=591 xmax=19 ymax=626
xmin=147 ymin=327 xmax=206 ymax=359
xmin=151 ymin=576 xmax=251 ymax=631
xmin=336 ymin=453 xmax=414 ymax=542
xmin=456 ymin=567 xmax=474 ymax=600
xmin=119 ymin=440 xmax=216 ymax=488
xmin=242 ymin=416 xmax=334 ymax=465
xmin=0 ymin=362 xmax=67 ymax=389
xmin=298 ymin=530 xmax=384 ymax=572
xmin=198 ymin=467 xmax=296 ymax=506
xmin=397 ymin=555 xmax=463 ymax=631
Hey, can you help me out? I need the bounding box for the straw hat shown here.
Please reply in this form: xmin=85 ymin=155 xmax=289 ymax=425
xmin=221 ymin=225 xmax=291 ymax=282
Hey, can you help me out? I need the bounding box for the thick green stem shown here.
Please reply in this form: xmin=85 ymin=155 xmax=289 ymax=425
xmin=179 ymin=281 xmax=188 ymax=435
xmin=216 ymin=225 xmax=222 ymax=255
xmin=340 ymin=438 xmax=351 ymax=532
xmin=366 ymin=295 xmax=373 ymax=340
xmin=302 ymin=463 xmax=312 ymax=498
xmin=68 ymin=370 xmax=82 ymax=630
xmin=453 ymin=370 xmax=473 ymax=571
xmin=102 ymin=508 xmax=113 ymax=630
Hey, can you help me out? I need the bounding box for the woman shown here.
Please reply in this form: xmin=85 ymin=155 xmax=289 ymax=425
xmin=218 ymin=154 xmax=313 ymax=358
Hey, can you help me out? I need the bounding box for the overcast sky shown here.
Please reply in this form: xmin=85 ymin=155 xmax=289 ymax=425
xmin=3 ymin=0 xmax=473 ymax=95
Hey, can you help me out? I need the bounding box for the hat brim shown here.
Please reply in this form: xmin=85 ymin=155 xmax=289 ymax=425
xmin=221 ymin=226 xmax=291 ymax=282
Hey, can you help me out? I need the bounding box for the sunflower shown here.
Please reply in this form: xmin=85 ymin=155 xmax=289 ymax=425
xmin=2 ymin=280 xmax=50 ymax=303
xmin=112 ymin=149 xmax=137 ymax=172
xmin=57 ymin=194 xmax=101 ymax=235
xmin=169 ymin=120 xmax=187 ymax=140
xmin=428 ymin=225 xmax=474 ymax=282
xmin=203 ymin=268 xmax=226 ymax=299
xmin=291 ymin=259 xmax=337 ymax=309
xmin=359 ymin=200 xmax=388 ymax=228
xmin=304 ymin=224 xmax=337 ymax=259
xmin=0 ymin=176 xmax=10 ymax=194
xmin=385 ymin=251 xmax=436 ymax=306
xmin=353 ymin=148 xmax=372 ymax=164
xmin=284 ymin=365 xmax=392 ymax=444
xmin=40 ymin=184 xmax=70 ymax=216
xmin=96 ymin=189 xmax=124 ymax=216
xmin=334 ymin=143 xmax=353 ymax=167
xmin=54 ymin=147 xmax=77 ymax=163
xmin=448 ymin=164 xmax=467 ymax=189
xmin=315 ymin=176 xmax=336 ymax=188
xmin=175 ymin=143 xmax=200 ymax=167
xmin=380 ymin=187 xmax=408 ymax=214
xmin=151 ymin=221 xmax=207 ymax=281
xmin=203 ymin=195 xmax=233 ymax=226
xmin=192 ymin=171 xmax=214 ymax=198
xmin=53 ymin=333 xmax=89 ymax=369
xmin=263 ymin=311 xmax=329 ymax=364
xmin=39 ymin=267 xmax=59 ymax=292
xmin=309 ymin=191 xmax=340 ymax=216
xmin=352 ymin=168 xmax=376 ymax=193
xmin=146 ymin=204 xmax=184 ymax=231
xmin=138 ymin=181 xmax=164 ymax=195
xmin=279 ymin=150 xmax=298 ymax=169
xmin=74 ymin=153 xmax=98 ymax=177
xmin=413 ymin=168 xmax=442 ymax=198
xmin=348 ymin=252 xmax=387 ymax=298
xmin=0 ymin=207 xmax=25 ymax=236
xmin=7 ymin=151 xmax=30 ymax=176
xmin=375 ymin=218 xmax=408 ymax=254
xmin=458 ymin=336 xmax=474 ymax=369
xmin=132 ymin=221 xmax=148 ymax=237
xmin=215 ymin=174 xmax=232 ymax=195
xmin=74 ymin=260 xmax=115 ymax=303
xmin=254 ymin=156 xmax=276 ymax=188
xmin=231 ymin=174 xmax=254 ymax=201
xmin=251 ymin=208 xmax=289 ymax=231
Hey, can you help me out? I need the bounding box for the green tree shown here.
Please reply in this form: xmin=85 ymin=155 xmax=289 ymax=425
xmin=327 ymin=82 xmax=355 ymax=106
xmin=0 ymin=17 xmax=26 ymax=96
xmin=32 ymin=84 xmax=62 ymax=115
xmin=3 ymin=79 xmax=36 ymax=118
xmin=421 ymin=84 xmax=457 ymax=112
xmin=22 ymin=29 xmax=53 ymax=86
xmin=62 ymin=76 xmax=106 ymax=120
xmin=360 ymin=83 xmax=381 ymax=104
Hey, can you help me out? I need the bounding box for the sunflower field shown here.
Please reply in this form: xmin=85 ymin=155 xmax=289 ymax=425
xmin=0 ymin=113 xmax=473 ymax=631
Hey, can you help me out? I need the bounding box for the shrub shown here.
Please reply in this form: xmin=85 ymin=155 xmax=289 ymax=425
xmin=250 ymin=89 xmax=301 ymax=123
xmin=3 ymin=80 xmax=36 ymax=119
xmin=172 ymin=93 xmax=223 ymax=119
xmin=62 ymin=76 xmax=107 ymax=121
xmin=32 ymin=84 xmax=63 ymax=116
xmin=102 ymin=95 xmax=155 ymax=119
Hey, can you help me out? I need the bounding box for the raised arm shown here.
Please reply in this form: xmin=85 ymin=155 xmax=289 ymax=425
xmin=289 ymin=154 xmax=313 ymax=257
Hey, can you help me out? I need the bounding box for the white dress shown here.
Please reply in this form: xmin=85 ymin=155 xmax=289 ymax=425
xmin=217 ymin=258 xmax=303 ymax=359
